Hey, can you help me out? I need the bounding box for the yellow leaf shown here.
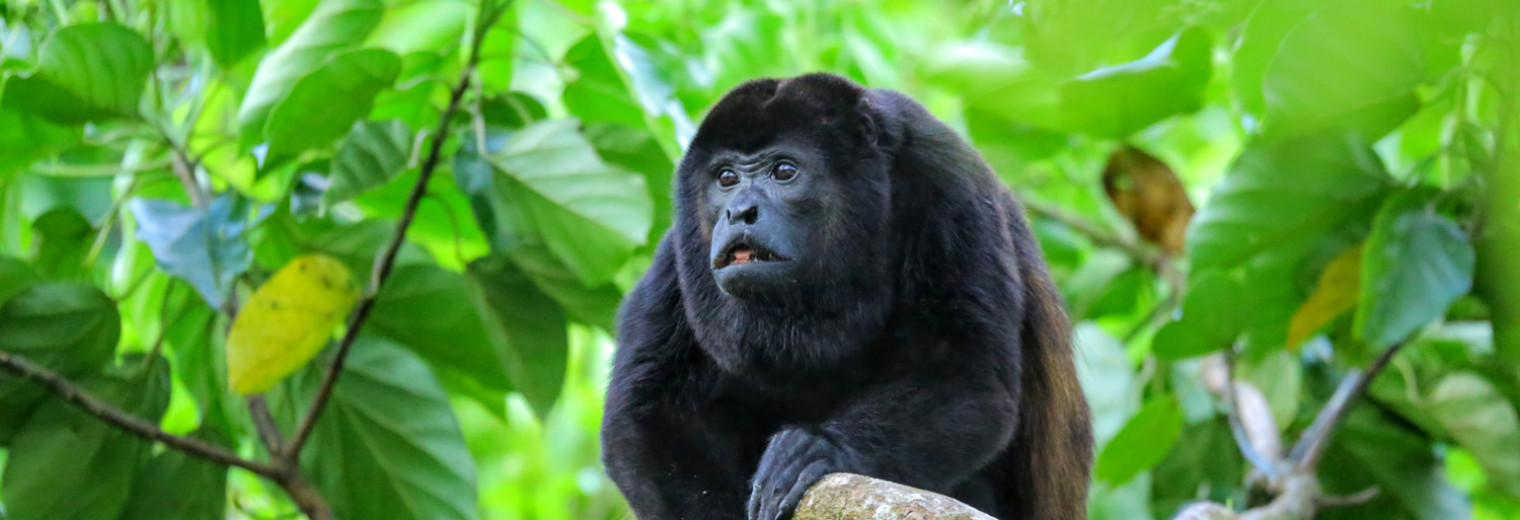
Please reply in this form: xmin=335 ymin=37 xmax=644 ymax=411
xmin=1287 ymin=245 xmax=1363 ymax=350
xmin=227 ymin=254 xmax=359 ymax=395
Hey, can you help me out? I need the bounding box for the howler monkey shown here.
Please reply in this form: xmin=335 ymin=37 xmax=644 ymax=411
xmin=602 ymin=73 xmax=1092 ymax=520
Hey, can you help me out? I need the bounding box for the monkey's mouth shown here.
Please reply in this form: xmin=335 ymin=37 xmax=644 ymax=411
xmin=712 ymin=238 xmax=789 ymax=269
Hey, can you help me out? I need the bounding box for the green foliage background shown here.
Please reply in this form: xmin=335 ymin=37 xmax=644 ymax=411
xmin=0 ymin=0 xmax=1517 ymax=519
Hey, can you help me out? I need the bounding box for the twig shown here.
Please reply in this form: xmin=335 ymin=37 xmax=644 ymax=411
xmin=1219 ymin=349 xmax=1281 ymax=478
xmin=1289 ymin=342 xmax=1405 ymax=468
xmin=167 ymin=138 xmax=208 ymax=208
xmin=0 ymin=350 xmax=279 ymax=478
xmin=284 ymin=5 xmax=500 ymax=457
xmin=1021 ymin=198 xmax=1185 ymax=289
xmin=249 ymin=395 xmax=286 ymax=455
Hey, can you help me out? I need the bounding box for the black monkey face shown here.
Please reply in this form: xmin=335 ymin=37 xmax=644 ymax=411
xmin=702 ymin=143 xmax=830 ymax=297
xmin=676 ymin=74 xmax=892 ymax=304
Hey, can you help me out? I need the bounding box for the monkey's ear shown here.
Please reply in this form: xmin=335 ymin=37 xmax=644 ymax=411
xmin=859 ymin=98 xmax=886 ymax=149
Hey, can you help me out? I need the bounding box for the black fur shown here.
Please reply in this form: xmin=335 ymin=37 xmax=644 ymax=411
xmin=602 ymin=73 xmax=1092 ymax=520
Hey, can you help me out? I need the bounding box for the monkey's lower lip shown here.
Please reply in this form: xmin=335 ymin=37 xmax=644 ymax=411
xmin=713 ymin=246 xmax=789 ymax=269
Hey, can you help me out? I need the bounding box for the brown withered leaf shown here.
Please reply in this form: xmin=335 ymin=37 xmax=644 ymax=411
xmin=1102 ymin=146 xmax=1195 ymax=255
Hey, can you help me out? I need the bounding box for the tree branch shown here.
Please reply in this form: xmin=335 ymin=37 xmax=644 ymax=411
xmin=283 ymin=5 xmax=499 ymax=458
xmin=1288 ymin=342 xmax=1404 ymax=468
xmin=1176 ymin=342 xmax=1407 ymax=520
xmin=0 ymin=350 xmax=280 ymax=479
xmin=795 ymin=473 xmax=994 ymax=520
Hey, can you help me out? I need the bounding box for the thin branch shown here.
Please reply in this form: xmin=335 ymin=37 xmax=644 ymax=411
xmin=1289 ymin=341 xmax=1405 ymax=468
xmin=0 ymin=350 xmax=280 ymax=479
xmin=1021 ymin=198 xmax=1185 ymax=288
xmin=248 ymin=395 xmax=286 ymax=455
xmin=1221 ymin=349 xmax=1281 ymax=478
xmin=284 ymin=7 xmax=500 ymax=458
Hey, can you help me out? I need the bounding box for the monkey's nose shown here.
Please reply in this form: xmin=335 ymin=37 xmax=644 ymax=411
xmin=725 ymin=204 xmax=759 ymax=225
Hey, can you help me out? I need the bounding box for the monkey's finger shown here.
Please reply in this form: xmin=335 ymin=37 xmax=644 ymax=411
xmin=774 ymin=459 xmax=831 ymax=520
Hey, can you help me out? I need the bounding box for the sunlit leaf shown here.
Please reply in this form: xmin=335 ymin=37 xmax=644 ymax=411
xmin=1075 ymin=324 xmax=1139 ymax=446
xmin=1154 ymin=272 xmax=1251 ymax=360
xmin=1188 ymin=133 xmax=1391 ymax=269
xmin=0 ymin=108 xmax=79 ymax=177
xmin=325 ymin=119 xmax=413 ymax=204
xmin=1427 ymin=373 xmax=1520 ymax=497
xmin=1095 ymin=395 xmax=1183 ymax=486
xmin=1287 ymin=244 xmax=1362 ymax=349
xmin=1059 ymin=27 xmax=1212 ymax=138
xmin=238 ymin=0 xmax=384 ymax=144
xmin=1356 ymin=194 xmax=1475 ymax=348
xmin=285 ymin=336 xmax=478 ymax=520
xmin=365 ymin=0 xmax=469 ymax=56
xmin=1260 ymin=1 xmax=1425 ymax=141
xmin=206 ymin=0 xmax=267 ymax=67
xmin=0 ymin=23 xmax=152 ymax=123
xmin=459 ymin=120 xmax=652 ymax=286
xmin=226 ymin=254 xmax=357 ymax=394
xmin=265 ymin=48 xmax=401 ymax=159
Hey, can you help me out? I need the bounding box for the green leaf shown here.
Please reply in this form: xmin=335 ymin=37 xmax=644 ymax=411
xmin=1153 ymin=272 xmax=1251 ymax=360
xmin=1 ymin=23 xmax=153 ymax=123
xmin=562 ymin=34 xmax=686 ymax=131
xmin=1260 ymin=1 xmax=1425 ymax=141
xmin=1356 ymin=195 xmax=1475 ymax=348
xmin=1095 ymin=395 xmax=1183 ymax=486
xmin=1152 ymin=419 xmax=1245 ymax=515
xmin=1058 ymin=26 xmax=1212 ymax=138
xmin=1 ymin=358 xmax=170 ymax=520
xmin=288 ymin=336 xmax=477 ymax=520
xmin=1427 ymin=373 xmax=1520 ymax=497
xmin=1319 ymin=408 xmax=1471 ymax=520
xmin=584 ymin=122 xmax=676 ymax=242
xmin=1074 ymin=324 xmax=1139 ymax=446
xmin=325 ymin=119 xmax=413 ymax=204
xmin=503 ymin=247 xmax=622 ymax=331
xmin=130 ymin=195 xmax=269 ymax=308
xmin=562 ymin=34 xmax=643 ymax=128
xmin=265 ymin=48 xmax=401 ymax=158
xmin=2 ymin=25 xmax=152 ymax=123
xmin=468 ymin=255 xmax=569 ymax=418
xmin=1231 ymin=0 xmax=1318 ymax=115
xmin=1188 ymin=133 xmax=1392 ymax=269
xmin=369 ymin=264 xmax=513 ymax=393
xmin=237 ymin=0 xmax=384 ymax=144
xmin=365 ymin=0 xmax=469 ymax=56
xmin=0 ymin=108 xmax=79 ymax=177
xmin=31 ymin=207 xmax=93 ymax=280
xmin=116 ymin=429 xmax=229 ymax=520
xmin=206 ymin=0 xmax=267 ymax=67
xmin=461 ymin=120 xmax=652 ymax=286
xmin=0 ymin=256 xmax=42 ymax=305
xmin=0 ymin=282 xmax=120 ymax=441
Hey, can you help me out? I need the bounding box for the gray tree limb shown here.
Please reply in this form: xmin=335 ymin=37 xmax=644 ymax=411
xmin=795 ymin=473 xmax=994 ymax=520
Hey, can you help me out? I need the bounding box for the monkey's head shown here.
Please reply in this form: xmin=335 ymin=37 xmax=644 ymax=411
xmin=672 ymin=73 xmax=900 ymax=378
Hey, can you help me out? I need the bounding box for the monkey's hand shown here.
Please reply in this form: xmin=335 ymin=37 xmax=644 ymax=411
xmin=746 ymin=428 xmax=862 ymax=520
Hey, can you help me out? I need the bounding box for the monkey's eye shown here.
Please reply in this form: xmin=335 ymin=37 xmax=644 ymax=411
xmin=718 ymin=169 xmax=739 ymax=187
xmin=773 ymin=162 xmax=799 ymax=182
